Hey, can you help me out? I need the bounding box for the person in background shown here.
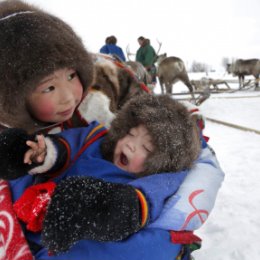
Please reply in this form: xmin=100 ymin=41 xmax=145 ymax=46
xmin=136 ymin=36 xmax=157 ymax=85
xmin=100 ymin=35 xmax=126 ymax=62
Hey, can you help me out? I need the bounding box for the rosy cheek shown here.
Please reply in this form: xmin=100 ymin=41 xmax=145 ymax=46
xmin=130 ymin=157 xmax=145 ymax=173
xmin=33 ymin=100 xmax=56 ymax=121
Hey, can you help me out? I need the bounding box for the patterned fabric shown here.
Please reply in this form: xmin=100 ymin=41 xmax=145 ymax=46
xmin=149 ymin=145 xmax=225 ymax=230
xmin=0 ymin=180 xmax=33 ymax=260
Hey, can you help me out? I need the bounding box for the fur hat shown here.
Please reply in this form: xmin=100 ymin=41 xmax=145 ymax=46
xmin=0 ymin=0 xmax=93 ymax=132
xmin=102 ymin=94 xmax=201 ymax=176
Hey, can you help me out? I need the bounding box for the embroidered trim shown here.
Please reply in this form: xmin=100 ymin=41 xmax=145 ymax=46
xmin=49 ymin=137 xmax=71 ymax=179
xmin=72 ymin=127 xmax=108 ymax=163
xmin=50 ymin=124 xmax=107 ymax=179
xmin=135 ymin=189 xmax=148 ymax=227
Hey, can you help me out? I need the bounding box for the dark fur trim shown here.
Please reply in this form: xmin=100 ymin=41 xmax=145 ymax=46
xmin=102 ymin=95 xmax=201 ymax=176
xmin=0 ymin=0 xmax=93 ymax=133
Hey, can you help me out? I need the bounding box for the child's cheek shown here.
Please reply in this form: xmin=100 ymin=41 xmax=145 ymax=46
xmin=130 ymin=156 xmax=145 ymax=173
xmin=34 ymin=100 xmax=56 ymax=121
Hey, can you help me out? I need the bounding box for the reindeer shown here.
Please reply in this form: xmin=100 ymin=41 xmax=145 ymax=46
xmin=156 ymin=53 xmax=194 ymax=99
xmin=125 ymin=61 xmax=152 ymax=85
xmin=227 ymin=59 xmax=260 ymax=89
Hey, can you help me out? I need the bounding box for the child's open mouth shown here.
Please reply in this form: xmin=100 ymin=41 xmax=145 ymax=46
xmin=120 ymin=153 xmax=128 ymax=166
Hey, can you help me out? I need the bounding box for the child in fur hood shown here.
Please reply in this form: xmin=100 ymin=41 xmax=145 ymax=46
xmin=0 ymin=1 xmax=224 ymax=260
xmin=0 ymin=95 xmax=223 ymax=260
xmin=0 ymin=1 xmax=143 ymax=134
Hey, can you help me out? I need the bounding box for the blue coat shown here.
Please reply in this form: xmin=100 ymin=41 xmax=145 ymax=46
xmin=10 ymin=122 xmax=188 ymax=260
xmin=100 ymin=44 xmax=126 ymax=61
xmin=10 ymin=122 xmax=224 ymax=260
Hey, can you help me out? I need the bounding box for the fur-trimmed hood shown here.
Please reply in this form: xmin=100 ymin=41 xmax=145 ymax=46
xmin=102 ymin=94 xmax=201 ymax=176
xmin=0 ymin=0 xmax=93 ymax=133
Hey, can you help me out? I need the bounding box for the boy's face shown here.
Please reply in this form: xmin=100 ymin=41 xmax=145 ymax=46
xmin=113 ymin=125 xmax=154 ymax=174
xmin=27 ymin=68 xmax=83 ymax=123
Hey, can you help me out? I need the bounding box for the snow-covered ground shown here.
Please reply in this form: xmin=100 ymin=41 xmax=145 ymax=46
xmin=155 ymin=79 xmax=260 ymax=260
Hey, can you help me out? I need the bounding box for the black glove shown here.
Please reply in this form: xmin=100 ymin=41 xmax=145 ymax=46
xmin=42 ymin=176 xmax=142 ymax=254
xmin=0 ymin=128 xmax=35 ymax=180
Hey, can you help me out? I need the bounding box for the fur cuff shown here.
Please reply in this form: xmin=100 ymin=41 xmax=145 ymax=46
xmin=29 ymin=137 xmax=57 ymax=175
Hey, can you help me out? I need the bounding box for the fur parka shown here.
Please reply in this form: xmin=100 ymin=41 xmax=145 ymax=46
xmin=102 ymin=94 xmax=201 ymax=175
xmin=0 ymin=0 xmax=93 ymax=132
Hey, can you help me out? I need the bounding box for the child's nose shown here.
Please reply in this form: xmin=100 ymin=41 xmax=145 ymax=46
xmin=60 ymin=85 xmax=74 ymax=104
xmin=126 ymin=142 xmax=136 ymax=152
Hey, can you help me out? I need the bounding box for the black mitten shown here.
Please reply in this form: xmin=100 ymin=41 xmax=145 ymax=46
xmin=0 ymin=128 xmax=34 ymax=179
xmin=42 ymin=176 xmax=142 ymax=254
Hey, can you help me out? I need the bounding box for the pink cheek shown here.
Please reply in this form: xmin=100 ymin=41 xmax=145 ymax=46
xmin=129 ymin=157 xmax=145 ymax=173
xmin=34 ymin=101 xmax=56 ymax=121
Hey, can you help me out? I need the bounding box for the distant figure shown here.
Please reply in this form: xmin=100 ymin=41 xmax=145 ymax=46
xmin=136 ymin=36 xmax=157 ymax=85
xmin=100 ymin=36 xmax=126 ymax=62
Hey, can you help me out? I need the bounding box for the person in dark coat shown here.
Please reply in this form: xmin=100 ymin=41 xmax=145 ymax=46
xmin=136 ymin=36 xmax=157 ymax=84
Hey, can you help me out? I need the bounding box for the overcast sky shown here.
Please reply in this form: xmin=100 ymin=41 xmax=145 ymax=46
xmin=25 ymin=0 xmax=260 ymax=68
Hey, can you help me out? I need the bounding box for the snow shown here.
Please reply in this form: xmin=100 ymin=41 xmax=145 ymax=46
xmin=154 ymin=81 xmax=260 ymax=260
xmin=194 ymin=90 xmax=260 ymax=260
xmin=193 ymin=120 xmax=260 ymax=260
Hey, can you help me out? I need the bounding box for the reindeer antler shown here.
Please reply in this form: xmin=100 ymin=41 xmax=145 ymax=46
xmin=126 ymin=45 xmax=136 ymax=61
xmin=156 ymin=39 xmax=162 ymax=56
